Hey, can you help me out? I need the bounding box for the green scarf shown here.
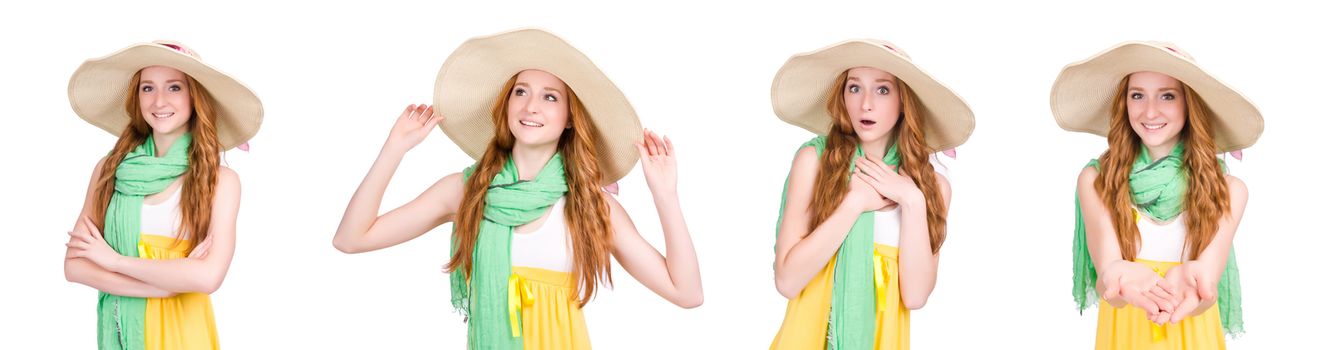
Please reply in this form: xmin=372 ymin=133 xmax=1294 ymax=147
xmin=97 ymin=133 xmax=191 ymax=350
xmin=451 ymin=153 xmax=567 ymax=349
xmin=776 ymin=136 xmax=899 ymax=349
xmin=1072 ymin=143 xmax=1244 ymax=336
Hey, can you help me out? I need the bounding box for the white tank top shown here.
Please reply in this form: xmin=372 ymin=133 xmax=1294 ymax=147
xmin=873 ymin=207 xmax=902 ymax=247
xmin=1135 ymin=208 xmax=1187 ymax=262
xmin=140 ymin=186 xmax=183 ymax=238
xmin=511 ymin=197 xmax=574 ymax=272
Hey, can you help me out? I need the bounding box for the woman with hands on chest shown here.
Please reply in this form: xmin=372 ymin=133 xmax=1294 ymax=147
xmin=768 ymin=39 xmax=974 ymax=350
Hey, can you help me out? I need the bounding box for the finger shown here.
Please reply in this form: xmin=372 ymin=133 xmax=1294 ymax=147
xmin=1143 ymin=288 xmax=1174 ymax=314
xmin=424 ymin=107 xmax=443 ymax=129
xmin=663 ymin=135 xmax=674 ymax=157
xmin=416 ymin=104 xmax=431 ymax=122
xmin=858 ymin=157 xmax=890 ymax=180
xmin=1149 ymin=285 xmax=1177 ymax=309
xmin=1171 ymin=294 xmax=1199 ymax=323
xmin=400 ymin=104 xmax=417 ymax=120
xmin=635 ymin=141 xmax=649 ymax=162
xmin=645 ymin=129 xmax=661 ymax=156
xmin=81 ymin=216 xmax=103 ymax=239
xmin=1102 ymin=281 xmax=1121 ymax=300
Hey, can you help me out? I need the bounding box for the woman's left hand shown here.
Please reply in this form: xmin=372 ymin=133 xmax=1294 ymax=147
xmin=635 ymin=129 xmax=677 ymax=196
xmin=66 ymin=216 xmax=124 ymax=271
xmin=853 ymin=156 xmax=923 ymax=205
xmin=1164 ymin=261 xmax=1220 ymax=322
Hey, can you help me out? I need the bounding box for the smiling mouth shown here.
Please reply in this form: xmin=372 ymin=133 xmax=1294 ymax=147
xmin=1142 ymin=122 xmax=1166 ymax=131
xmin=519 ymin=120 xmax=544 ymax=127
xmin=152 ymin=112 xmax=175 ymax=119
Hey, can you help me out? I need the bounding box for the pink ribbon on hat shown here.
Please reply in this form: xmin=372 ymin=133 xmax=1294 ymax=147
xmin=1228 ymin=150 xmax=1243 ymax=161
xmin=603 ymin=182 xmax=619 ymax=195
xmin=941 ymin=148 xmax=956 ymax=159
xmin=237 ymin=142 xmax=250 ymax=152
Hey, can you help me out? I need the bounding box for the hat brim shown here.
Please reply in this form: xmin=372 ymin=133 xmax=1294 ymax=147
xmin=435 ymin=28 xmax=642 ymax=185
xmin=68 ymin=43 xmax=263 ymax=151
xmin=1050 ymin=41 xmax=1263 ymax=152
xmin=771 ymin=39 xmax=975 ymax=151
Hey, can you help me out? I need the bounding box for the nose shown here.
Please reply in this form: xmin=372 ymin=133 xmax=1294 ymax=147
xmin=522 ymin=94 xmax=540 ymax=115
xmin=860 ymin=93 xmax=875 ymax=112
xmin=151 ymin=91 xmax=169 ymax=109
xmin=1144 ymin=98 xmax=1164 ymax=120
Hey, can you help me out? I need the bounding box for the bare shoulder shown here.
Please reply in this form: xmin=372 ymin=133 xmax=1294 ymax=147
xmin=600 ymin=190 xmax=628 ymax=217
xmin=216 ymin=166 xmax=241 ymax=195
xmin=1077 ymin=166 xmax=1100 ymax=191
xmin=934 ymin=172 xmax=952 ymax=202
xmin=1225 ymin=175 xmax=1248 ymax=204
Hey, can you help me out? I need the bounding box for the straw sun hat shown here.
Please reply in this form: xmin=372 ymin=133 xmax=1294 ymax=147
xmin=771 ymin=39 xmax=975 ymax=151
xmin=1050 ymin=41 xmax=1263 ymax=152
xmin=434 ymin=28 xmax=642 ymax=184
xmin=68 ymin=40 xmax=263 ymax=150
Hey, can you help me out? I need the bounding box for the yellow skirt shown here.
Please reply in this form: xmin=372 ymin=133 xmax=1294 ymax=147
xmin=139 ymin=234 xmax=220 ymax=350
xmin=771 ymin=244 xmax=908 ymax=350
xmin=1095 ymin=259 xmax=1225 ymax=350
xmin=512 ymin=266 xmax=591 ymax=350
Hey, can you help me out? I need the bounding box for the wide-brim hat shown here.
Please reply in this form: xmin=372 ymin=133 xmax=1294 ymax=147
xmin=1050 ymin=41 xmax=1263 ymax=152
xmin=771 ymin=39 xmax=975 ymax=151
xmin=434 ymin=28 xmax=642 ymax=184
xmin=69 ymin=40 xmax=263 ymax=150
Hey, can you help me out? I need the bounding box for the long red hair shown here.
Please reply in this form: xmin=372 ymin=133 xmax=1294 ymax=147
xmin=808 ymin=70 xmax=949 ymax=253
xmin=1095 ymin=76 xmax=1230 ymax=261
xmin=91 ymin=70 xmax=223 ymax=252
xmin=445 ymin=75 xmax=615 ymax=306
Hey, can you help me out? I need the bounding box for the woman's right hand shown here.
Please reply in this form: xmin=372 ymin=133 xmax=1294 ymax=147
xmin=384 ymin=104 xmax=440 ymax=153
xmin=846 ymin=173 xmax=891 ymax=212
xmin=1100 ymin=260 xmax=1179 ymax=324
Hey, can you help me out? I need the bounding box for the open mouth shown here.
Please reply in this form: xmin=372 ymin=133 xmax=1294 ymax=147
xmin=859 ymin=119 xmax=877 ymax=127
xmin=152 ymin=112 xmax=175 ymax=119
xmin=519 ymin=120 xmax=544 ymax=128
xmin=1141 ymin=122 xmax=1166 ymax=131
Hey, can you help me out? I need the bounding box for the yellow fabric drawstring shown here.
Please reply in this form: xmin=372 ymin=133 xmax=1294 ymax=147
xmin=1150 ymin=264 xmax=1167 ymax=342
xmin=873 ymin=250 xmax=889 ymax=312
xmin=508 ymin=274 xmax=535 ymax=338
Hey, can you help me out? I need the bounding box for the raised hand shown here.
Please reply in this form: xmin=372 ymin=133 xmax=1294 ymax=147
xmin=635 ymin=129 xmax=677 ymax=196
xmin=384 ymin=104 xmax=440 ymax=153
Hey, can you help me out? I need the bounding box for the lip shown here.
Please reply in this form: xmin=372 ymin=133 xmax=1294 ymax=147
xmin=858 ymin=119 xmax=878 ymax=127
xmin=151 ymin=112 xmax=175 ymax=119
xmin=1141 ymin=122 xmax=1166 ymax=131
xmin=519 ymin=119 xmax=544 ymax=128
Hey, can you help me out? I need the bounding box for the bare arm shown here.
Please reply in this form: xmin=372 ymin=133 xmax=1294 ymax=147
xmin=64 ymin=157 xmax=175 ymax=298
xmin=773 ymin=147 xmax=884 ymax=299
xmin=332 ymin=104 xmax=464 ymax=254
xmin=1078 ymin=167 xmax=1176 ymax=320
xmin=894 ymin=175 xmax=947 ymax=310
xmin=609 ymin=130 xmax=703 ymax=308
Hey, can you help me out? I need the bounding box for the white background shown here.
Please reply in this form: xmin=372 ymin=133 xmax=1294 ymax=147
xmin=2 ymin=0 xmax=1325 ymax=348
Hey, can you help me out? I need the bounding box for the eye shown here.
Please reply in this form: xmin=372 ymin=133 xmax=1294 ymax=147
xmin=847 ymin=84 xmax=860 ymax=93
xmin=514 ymin=88 xmax=527 ymax=97
xmin=1129 ymin=92 xmax=1143 ymax=100
xmin=544 ymin=94 xmax=558 ymax=102
xmin=140 ymin=85 xmax=154 ymax=93
xmin=1161 ymin=93 xmax=1176 ymax=101
xmin=876 ymin=86 xmax=890 ymax=95
xmin=168 ymin=84 xmax=182 ymax=92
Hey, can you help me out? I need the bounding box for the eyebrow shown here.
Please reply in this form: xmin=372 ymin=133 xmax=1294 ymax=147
xmin=1126 ymin=86 xmax=1181 ymax=92
xmin=847 ymin=76 xmax=895 ymax=83
xmin=139 ymin=79 xmax=187 ymax=85
xmin=514 ymin=82 xmax=565 ymax=94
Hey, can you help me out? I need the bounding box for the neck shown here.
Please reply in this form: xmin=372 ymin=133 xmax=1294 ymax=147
xmin=860 ymin=133 xmax=895 ymax=160
xmin=512 ymin=142 xmax=558 ymax=180
xmin=1144 ymin=139 xmax=1178 ymax=162
xmin=152 ymin=129 xmax=187 ymax=157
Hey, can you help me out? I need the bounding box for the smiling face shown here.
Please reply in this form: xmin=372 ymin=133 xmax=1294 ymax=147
xmin=843 ymin=67 xmax=902 ymax=144
xmin=136 ymin=66 xmax=194 ymax=137
xmin=505 ymin=69 xmax=571 ymax=148
xmin=1125 ymin=71 xmax=1187 ymax=150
